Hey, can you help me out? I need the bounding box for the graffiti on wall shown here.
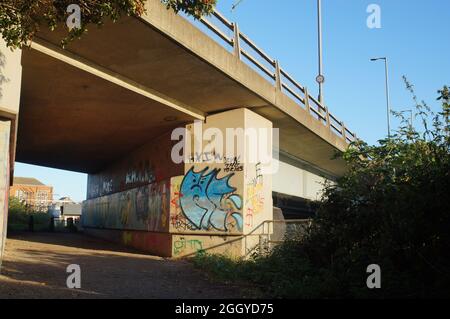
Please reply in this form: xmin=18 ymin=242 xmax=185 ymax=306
xmin=87 ymin=160 xmax=157 ymax=199
xmin=84 ymin=167 xmax=246 ymax=235
xmin=0 ymin=123 xmax=10 ymax=266
xmin=245 ymin=163 xmax=265 ymax=228
xmin=125 ymin=160 xmax=156 ymax=186
xmin=224 ymin=157 xmax=244 ymax=173
xmin=179 ymin=167 xmax=243 ymax=232
xmin=173 ymin=237 xmax=204 ymax=256
xmin=83 ymin=180 xmax=170 ymax=232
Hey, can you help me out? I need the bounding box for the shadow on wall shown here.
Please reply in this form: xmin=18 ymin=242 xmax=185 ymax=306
xmin=0 ymin=50 xmax=8 ymax=99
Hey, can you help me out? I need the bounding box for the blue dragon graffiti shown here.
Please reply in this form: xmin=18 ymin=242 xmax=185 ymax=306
xmin=180 ymin=167 xmax=243 ymax=232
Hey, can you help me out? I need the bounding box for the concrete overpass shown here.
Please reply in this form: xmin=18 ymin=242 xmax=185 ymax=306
xmin=0 ymin=0 xmax=355 ymax=259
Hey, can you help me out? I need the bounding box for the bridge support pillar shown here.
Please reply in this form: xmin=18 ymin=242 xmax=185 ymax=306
xmin=178 ymin=108 xmax=274 ymax=256
xmin=0 ymin=39 xmax=22 ymax=268
xmin=82 ymin=108 xmax=274 ymax=258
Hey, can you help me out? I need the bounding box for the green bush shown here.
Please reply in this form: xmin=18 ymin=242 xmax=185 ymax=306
xmin=194 ymin=81 xmax=450 ymax=299
xmin=7 ymin=197 xmax=51 ymax=232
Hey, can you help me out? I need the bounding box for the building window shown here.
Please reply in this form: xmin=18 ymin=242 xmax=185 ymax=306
xmin=16 ymin=190 xmax=27 ymax=201
xmin=37 ymin=191 xmax=48 ymax=204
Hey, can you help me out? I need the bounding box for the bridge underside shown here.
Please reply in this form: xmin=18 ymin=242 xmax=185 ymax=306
xmin=16 ymin=9 xmax=347 ymax=176
xmin=17 ymin=48 xmax=195 ymax=173
xmin=2 ymin=1 xmax=353 ymax=258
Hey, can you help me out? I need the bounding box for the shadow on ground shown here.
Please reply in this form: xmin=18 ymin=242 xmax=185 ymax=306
xmin=0 ymin=232 xmax=246 ymax=299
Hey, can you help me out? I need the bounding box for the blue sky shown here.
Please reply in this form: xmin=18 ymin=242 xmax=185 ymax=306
xmin=14 ymin=0 xmax=450 ymax=202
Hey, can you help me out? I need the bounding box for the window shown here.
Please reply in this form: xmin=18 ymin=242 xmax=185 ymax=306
xmin=37 ymin=191 xmax=48 ymax=204
xmin=16 ymin=190 xmax=27 ymax=201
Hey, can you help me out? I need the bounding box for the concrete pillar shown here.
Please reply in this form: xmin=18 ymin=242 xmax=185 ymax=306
xmin=171 ymin=108 xmax=273 ymax=256
xmin=82 ymin=108 xmax=274 ymax=258
xmin=0 ymin=121 xmax=11 ymax=268
xmin=0 ymin=39 xmax=22 ymax=268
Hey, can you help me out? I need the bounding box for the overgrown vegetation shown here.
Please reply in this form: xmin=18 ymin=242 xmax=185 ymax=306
xmin=7 ymin=197 xmax=51 ymax=232
xmin=194 ymin=80 xmax=450 ymax=298
xmin=0 ymin=0 xmax=217 ymax=48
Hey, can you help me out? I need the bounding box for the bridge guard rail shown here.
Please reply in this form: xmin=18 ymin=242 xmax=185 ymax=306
xmin=198 ymin=11 xmax=356 ymax=143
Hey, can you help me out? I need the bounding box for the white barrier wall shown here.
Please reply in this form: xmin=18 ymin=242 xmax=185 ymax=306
xmin=273 ymin=158 xmax=330 ymax=201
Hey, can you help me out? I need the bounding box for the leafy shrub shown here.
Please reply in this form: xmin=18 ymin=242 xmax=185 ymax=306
xmin=0 ymin=0 xmax=217 ymax=48
xmin=7 ymin=197 xmax=51 ymax=232
xmin=194 ymin=81 xmax=450 ymax=299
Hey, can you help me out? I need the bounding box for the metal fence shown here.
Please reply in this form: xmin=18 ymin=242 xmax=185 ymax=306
xmin=195 ymin=11 xmax=356 ymax=143
xmin=244 ymin=219 xmax=312 ymax=256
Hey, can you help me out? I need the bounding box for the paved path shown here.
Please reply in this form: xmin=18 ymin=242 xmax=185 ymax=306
xmin=0 ymin=232 xmax=245 ymax=299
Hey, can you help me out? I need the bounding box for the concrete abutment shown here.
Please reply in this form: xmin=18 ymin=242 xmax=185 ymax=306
xmin=0 ymin=39 xmax=22 ymax=268
xmin=82 ymin=108 xmax=274 ymax=258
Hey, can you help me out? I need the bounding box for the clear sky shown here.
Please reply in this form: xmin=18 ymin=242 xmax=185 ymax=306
xmin=14 ymin=0 xmax=450 ymax=202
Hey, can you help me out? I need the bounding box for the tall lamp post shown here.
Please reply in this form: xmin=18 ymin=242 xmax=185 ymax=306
xmin=317 ymin=0 xmax=325 ymax=104
xmin=371 ymin=57 xmax=392 ymax=137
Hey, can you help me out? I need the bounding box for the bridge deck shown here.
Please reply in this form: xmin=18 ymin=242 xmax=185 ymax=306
xmin=16 ymin=0 xmax=351 ymax=176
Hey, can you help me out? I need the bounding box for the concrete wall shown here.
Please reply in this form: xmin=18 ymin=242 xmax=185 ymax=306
xmin=182 ymin=108 xmax=273 ymax=255
xmin=83 ymin=108 xmax=273 ymax=257
xmin=86 ymin=131 xmax=183 ymax=199
xmin=83 ymin=131 xmax=183 ymax=256
xmin=273 ymin=159 xmax=328 ymax=201
xmin=0 ymin=121 xmax=10 ymax=267
xmin=0 ymin=40 xmax=22 ymax=115
xmin=0 ymin=39 xmax=21 ymax=269
xmin=83 ymin=178 xmax=172 ymax=233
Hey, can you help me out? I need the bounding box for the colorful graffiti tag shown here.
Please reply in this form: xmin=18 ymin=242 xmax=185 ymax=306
xmin=82 ymin=180 xmax=170 ymax=232
xmin=179 ymin=167 xmax=243 ymax=232
xmin=173 ymin=237 xmax=204 ymax=256
xmin=245 ymin=163 xmax=265 ymax=228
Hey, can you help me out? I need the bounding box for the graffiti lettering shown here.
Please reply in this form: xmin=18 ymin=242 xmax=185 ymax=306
xmin=188 ymin=152 xmax=242 ymax=165
xmin=179 ymin=167 xmax=243 ymax=232
xmin=82 ymin=180 xmax=170 ymax=232
xmin=173 ymin=237 xmax=204 ymax=255
xmin=245 ymin=163 xmax=265 ymax=226
xmin=125 ymin=160 xmax=155 ymax=186
xmin=171 ymin=213 xmax=197 ymax=231
xmin=224 ymin=157 xmax=244 ymax=173
xmin=102 ymin=180 xmax=113 ymax=194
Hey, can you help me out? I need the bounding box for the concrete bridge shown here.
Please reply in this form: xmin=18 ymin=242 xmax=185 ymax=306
xmin=0 ymin=0 xmax=355 ymax=260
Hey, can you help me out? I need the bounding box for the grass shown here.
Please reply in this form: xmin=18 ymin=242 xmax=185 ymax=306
xmin=192 ymin=241 xmax=339 ymax=299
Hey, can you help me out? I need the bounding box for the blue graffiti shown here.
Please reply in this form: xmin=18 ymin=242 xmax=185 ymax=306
xmin=180 ymin=167 xmax=243 ymax=231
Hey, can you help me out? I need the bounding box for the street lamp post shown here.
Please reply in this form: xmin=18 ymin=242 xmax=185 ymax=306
xmin=317 ymin=0 xmax=324 ymax=104
xmin=371 ymin=57 xmax=392 ymax=138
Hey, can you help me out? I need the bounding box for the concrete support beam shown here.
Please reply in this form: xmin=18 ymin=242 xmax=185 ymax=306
xmin=30 ymin=38 xmax=206 ymax=121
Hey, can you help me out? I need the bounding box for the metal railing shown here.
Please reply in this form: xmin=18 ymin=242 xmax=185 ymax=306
xmin=198 ymin=11 xmax=356 ymax=143
xmin=175 ymin=218 xmax=312 ymax=259
xmin=244 ymin=219 xmax=312 ymax=257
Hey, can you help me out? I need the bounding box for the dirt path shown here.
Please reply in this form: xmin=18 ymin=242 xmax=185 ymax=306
xmin=0 ymin=232 xmax=245 ymax=299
